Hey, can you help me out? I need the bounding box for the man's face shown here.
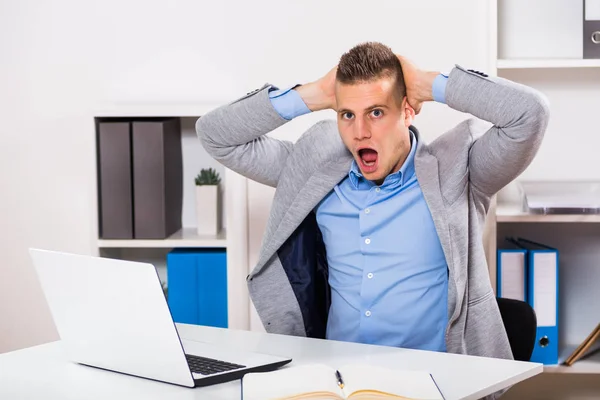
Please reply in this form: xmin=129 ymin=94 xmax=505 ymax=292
xmin=335 ymin=76 xmax=413 ymax=185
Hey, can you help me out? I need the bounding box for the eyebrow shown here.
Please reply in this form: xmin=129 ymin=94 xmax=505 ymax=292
xmin=366 ymin=104 xmax=389 ymax=111
xmin=338 ymin=104 xmax=389 ymax=114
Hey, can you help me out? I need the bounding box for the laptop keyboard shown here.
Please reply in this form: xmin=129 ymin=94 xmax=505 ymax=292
xmin=185 ymin=354 xmax=246 ymax=376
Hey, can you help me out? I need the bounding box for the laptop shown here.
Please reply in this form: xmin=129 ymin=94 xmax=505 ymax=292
xmin=28 ymin=248 xmax=291 ymax=388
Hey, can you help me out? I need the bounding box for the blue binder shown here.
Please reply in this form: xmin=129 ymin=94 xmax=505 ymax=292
xmin=167 ymin=248 xmax=228 ymax=328
xmin=514 ymin=237 xmax=559 ymax=365
xmin=497 ymin=238 xmax=528 ymax=302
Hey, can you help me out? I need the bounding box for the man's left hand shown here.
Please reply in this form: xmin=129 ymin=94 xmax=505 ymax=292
xmin=397 ymin=55 xmax=440 ymax=115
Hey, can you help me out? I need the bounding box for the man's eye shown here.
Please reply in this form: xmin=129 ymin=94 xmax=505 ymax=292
xmin=342 ymin=112 xmax=354 ymax=120
xmin=371 ymin=109 xmax=383 ymax=118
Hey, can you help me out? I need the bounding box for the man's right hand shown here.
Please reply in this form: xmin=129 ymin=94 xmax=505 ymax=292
xmin=295 ymin=66 xmax=338 ymax=112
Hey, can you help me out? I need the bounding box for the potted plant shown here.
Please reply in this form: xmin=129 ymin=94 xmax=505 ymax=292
xmin=194 ymin=168 xmax=221 ymax=236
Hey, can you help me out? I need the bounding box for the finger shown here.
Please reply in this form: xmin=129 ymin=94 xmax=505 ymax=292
xmin=407 ymin=102 xmax=420 ymax=116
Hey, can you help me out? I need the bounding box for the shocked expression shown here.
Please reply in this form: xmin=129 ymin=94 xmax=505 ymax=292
xmin=335 ymin=76 xmax=414 ymax=185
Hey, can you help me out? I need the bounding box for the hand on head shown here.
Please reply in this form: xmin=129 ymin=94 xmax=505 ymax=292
xmin=396 ymin=55 xmax=423 ymax=115
xmin=294 ymin=66 xmax=338 ymax=112
xmin=396 ymin=54 xmax=440 ymax=115
xmin=317 ymin=66 xmax=338 ymax=111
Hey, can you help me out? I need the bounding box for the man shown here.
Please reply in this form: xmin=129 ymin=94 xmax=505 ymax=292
xmin=196 ymin=42 xmax=548 ymax=361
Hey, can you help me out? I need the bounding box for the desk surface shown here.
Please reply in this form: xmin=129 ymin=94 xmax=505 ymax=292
xmin=0 ymin=323 xmax=542 ymax=400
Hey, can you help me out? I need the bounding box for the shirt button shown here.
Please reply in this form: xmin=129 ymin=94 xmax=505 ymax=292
xmin=365 ymin=310 xmax=371 ymax=317
xmin=375 ymin=188 xmax=381 ymax=193
xmin=365 ymin=208 xmax=370 ymax=214
xmin=367 ymin=273 xmax=373 ymax=279
xmin=365 ymin=238 xmax=371 ymax=244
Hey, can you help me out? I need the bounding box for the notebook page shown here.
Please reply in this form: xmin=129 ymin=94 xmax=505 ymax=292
xmin=242 ymin=364 xmax=342 ymax=400
xmin=340 ymin=365 xmax=443 ymax=400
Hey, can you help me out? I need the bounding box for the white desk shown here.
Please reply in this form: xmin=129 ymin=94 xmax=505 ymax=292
xmin=0 ymin=323 xmax=541 ymax=400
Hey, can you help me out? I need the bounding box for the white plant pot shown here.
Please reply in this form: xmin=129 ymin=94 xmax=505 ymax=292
xmin=195 ymin=185 xmax=220 ymax=236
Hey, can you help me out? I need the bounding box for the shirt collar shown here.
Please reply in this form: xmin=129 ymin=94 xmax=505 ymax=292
xmin=349 ymin=130 xmax=417 ymax=190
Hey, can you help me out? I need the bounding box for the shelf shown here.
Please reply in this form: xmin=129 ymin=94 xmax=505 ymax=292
xmin=497 ymin=59 xmax=600 ymax=69
xmin=93 ymin=102 xmax=225 ymax=118
xmin=98 ymin=228 xmax=226 ymax=248
xmin=496 ymin=205 xmax=600 ymax=223
xmin=544 ymin=346 xmax=600 ymax=374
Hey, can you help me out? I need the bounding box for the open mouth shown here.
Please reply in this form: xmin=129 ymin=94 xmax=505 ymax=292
xmin=358 ymin=148 xmax=378 ymax=174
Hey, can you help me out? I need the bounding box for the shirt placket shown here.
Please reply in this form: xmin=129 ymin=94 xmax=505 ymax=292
xmin=357 ymin=184 xmax=382 ymax=342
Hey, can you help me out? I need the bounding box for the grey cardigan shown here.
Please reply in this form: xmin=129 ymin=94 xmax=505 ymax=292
xmin=196 ymin=65 xmax=549 ymax=396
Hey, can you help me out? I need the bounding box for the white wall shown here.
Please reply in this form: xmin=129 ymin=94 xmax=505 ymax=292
xmin=0 ymin=0 xmax=492 ymax=352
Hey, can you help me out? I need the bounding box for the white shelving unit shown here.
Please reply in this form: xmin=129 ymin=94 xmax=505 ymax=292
xmin=90 ymin=107 xmax=250 ymax=332
xmin=496 ymin=205 xmax=600 ymax=223
xmin=97 ymin=228 xmax=227 ymax=248
xmin=497 ymin=58 xmax=600 ymax=69
xmin=488 ymin=0 xmax=600 ymax=384
xmin=93 ymin=102 xmax=226 ymax=118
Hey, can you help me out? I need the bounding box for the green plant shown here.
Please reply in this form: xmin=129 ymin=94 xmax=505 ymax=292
xmin=195 ymin=168 xmax=221 ymax=186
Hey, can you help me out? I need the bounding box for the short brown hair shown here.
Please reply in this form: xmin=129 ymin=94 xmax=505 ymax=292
xmin=336 ymin=42 xmax=406 ymax=97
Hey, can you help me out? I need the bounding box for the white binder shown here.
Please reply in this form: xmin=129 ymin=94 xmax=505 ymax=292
xmin=497 ymin=238 xmax=527 ymax=301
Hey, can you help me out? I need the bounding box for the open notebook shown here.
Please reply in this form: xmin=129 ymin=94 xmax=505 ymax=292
xmin=242 ymin=363 xmax=444 ymax=400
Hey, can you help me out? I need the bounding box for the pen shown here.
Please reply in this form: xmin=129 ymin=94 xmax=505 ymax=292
xmin=335 ymin=370 xmax=345 ymax=389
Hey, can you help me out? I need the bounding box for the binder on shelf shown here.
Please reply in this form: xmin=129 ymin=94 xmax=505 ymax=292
xmin=97 ymin=120 xmax=134 ymax=239
xmin=132 ymin=118 xmax=183 ymax=239
xmin=584 ymin=0 xmax=600 ymax=59
xmin=563 ymin=323 xmax=600 ymax=366
xmin=167 ymin=248 xmax=228 ymax=328
xmin=513 ymin=237 xmax=559 ymax=365
xmin=497 ymin=238 xmax=528 ymax=302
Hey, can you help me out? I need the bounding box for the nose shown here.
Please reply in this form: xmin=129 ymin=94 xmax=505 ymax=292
xmin=353 ymin=117 xmax=371 ymax=140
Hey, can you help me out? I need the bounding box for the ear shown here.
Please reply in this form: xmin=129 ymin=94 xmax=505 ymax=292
xmin=402 ymin=96 xmax=415 ymax=126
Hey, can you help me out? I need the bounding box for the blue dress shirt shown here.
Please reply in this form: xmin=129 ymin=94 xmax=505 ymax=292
xmin=269 ymin=75 xmax=449 ymax=352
